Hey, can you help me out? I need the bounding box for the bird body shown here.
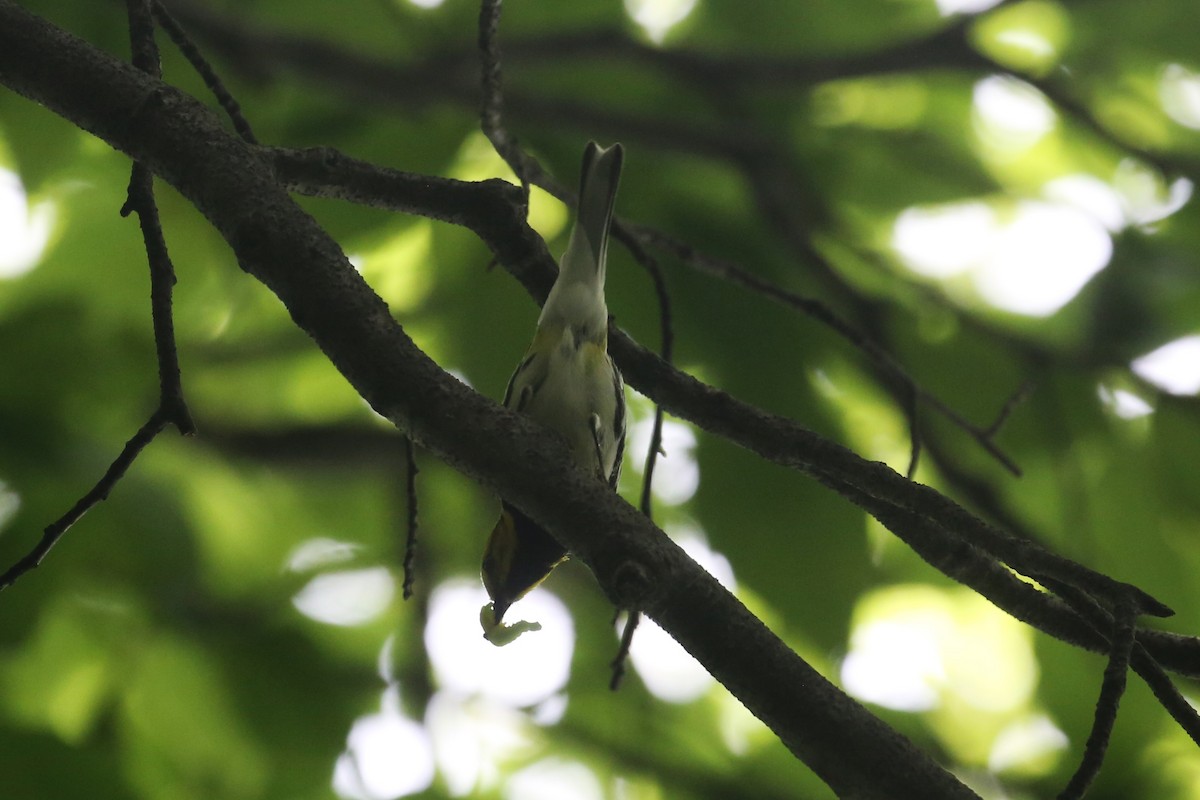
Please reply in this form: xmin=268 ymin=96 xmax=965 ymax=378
xmin=481 ymin=142 xmax=626 ymax=641
xmin=513 ymin=323 xmax=623 ymax=476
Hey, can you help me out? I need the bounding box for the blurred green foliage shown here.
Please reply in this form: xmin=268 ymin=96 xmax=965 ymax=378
xmin=1 ymin=0 xmax=1199 ymax=798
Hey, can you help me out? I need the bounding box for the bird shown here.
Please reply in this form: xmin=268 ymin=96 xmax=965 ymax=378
xmin=480 ymin=141 xmax=627 ymax=644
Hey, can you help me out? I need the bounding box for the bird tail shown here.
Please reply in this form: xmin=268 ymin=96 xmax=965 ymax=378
xmin=561 ymin=141 xmax=623 ymax=286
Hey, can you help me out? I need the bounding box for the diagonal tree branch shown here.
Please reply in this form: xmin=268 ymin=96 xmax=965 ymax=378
xmin=6 ymin=4 xmax=1199 ymax=794
xmin=265 ymin=145 xmax=1171 ymax=621
xmin=0 ymin=4 xmax=983 ymax=797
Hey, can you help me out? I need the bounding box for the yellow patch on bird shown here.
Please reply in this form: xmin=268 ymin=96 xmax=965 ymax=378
xmin=530 ymin=323 xmax=563 ymax=355
xmin=581 ymin=339 xmax=609 ymax=368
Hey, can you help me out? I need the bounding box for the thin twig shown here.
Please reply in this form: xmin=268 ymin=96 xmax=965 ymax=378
xmin=477 ymin=0 xmax=505 ymax=149
xmin=1042 ymin=577 xmax=1200 ymax=746
xmin=477 ymin=0 xmax=529 ymax=203
xmin=983 ymin=381 xmax=1034 ymax=438
xmin=928 ymin=392 xmax=1022 ymax=476
xmin=632 ymin=224 xmax=1024 ymax=476
xmin=122 ymin=0 xmax=194 ymax=435
xmin=758 ymin=152 xmax=1029 ymax=477
xmin=1057 ymin=601 xmax=1137 ymax=799
xmin=151 ymin=0 xmax=258 ymax=144
xmin=609 ymin=609 xmax=641 ymax=691
xmin=904 ymin=384 xmax=921 ymax=479
xmin=473 ymin=5 xmax=560 ymax=196
xmin=613 ymin=225 xmax=675 ymax=516
xmin=122 ymin=169 xmax=195 ymax=433
xmin=1130 ymin=644 xmax=1200 ymax=747
xmin=0 ymin=411 xmax=171 ymax=590
xmin=401 ymin=436 xmax=419 ymax=600
xmin=639 ymin=407 xmax=667 ymax=515
xmin=125 ymin=0 xmax=160 ymax=76
xmin=610 ymin=226 xmax=673 ymax=690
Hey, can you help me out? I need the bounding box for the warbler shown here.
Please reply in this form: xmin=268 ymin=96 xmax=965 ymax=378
xmin=481 ymin=141 xmax=627 ymax=644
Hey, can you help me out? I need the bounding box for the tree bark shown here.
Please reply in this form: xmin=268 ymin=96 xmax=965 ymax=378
xmin=0 ymin=2 xmax=985 ymax=797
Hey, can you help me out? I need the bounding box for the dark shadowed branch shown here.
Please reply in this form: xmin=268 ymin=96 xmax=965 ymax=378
xmin=265 ymin=144 xmax=1173 ymax=623
xmin=477 ymin=0 xmax=534 ymax=200
xmin=401 ymin=436 xmax=420 ymax=600
xmin=4 ymin=2 xmax=1200 ymax=795
xmin=123 ymin=0 xmax=194 ymax=437
xmin=0 ymin=5 xmax=986 ymax=796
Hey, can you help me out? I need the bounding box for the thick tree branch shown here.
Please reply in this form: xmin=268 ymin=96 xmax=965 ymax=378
xmin=0 ymin=4 xmax=981 ymax=797
xmin=267 ymin=146 xmax=1200 ymax=702
xmin=266 ymin=145 xmax=1172 ymax=623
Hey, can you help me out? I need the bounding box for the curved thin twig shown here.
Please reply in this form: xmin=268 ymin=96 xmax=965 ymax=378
xmin=0 ymin=410 xmax=170 ymax=590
